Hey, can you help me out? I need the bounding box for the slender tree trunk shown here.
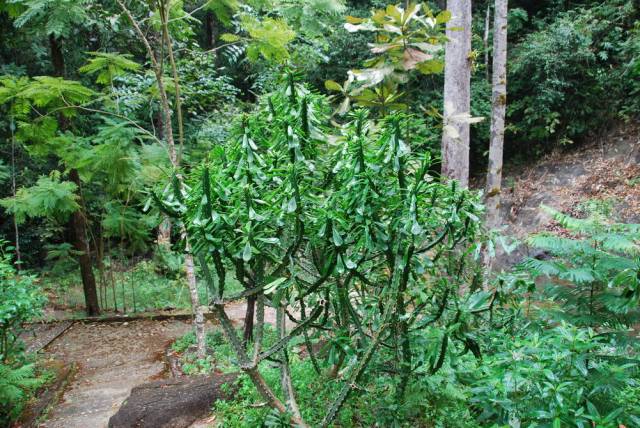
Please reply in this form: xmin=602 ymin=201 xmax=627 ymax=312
xmin=68 ymin=169 xmax=100 ymax=316
xmin=441 ymin=0 xmax=472 ymax=188
xmin=485 ymin=0 xmax=508 ymax=230
xmin=10 ymin=120 xmax=21 ymax=268
xmin=154 ymin=111 xmax=172 ymax=247
xmin=204 ymin=12 xmax=215 ymax=50
xmin=117 ymin=0 xmax=206 ymax=356
xmin=184 ymin=236 xmax=206 ymax=359
xmin=157 ymin=217 xmax=172 ymax=246
xmin=482 ymin=0 xmax=509 ymax=287
xmin=49 ymin=34 xmax=65 ymax=77
xmin=484 ymin=4 xmax=491 ymax=82
xmin=50 ymin=34 xmax=99 ymax=315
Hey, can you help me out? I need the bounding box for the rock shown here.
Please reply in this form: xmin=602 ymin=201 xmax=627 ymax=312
xmin=108 ymin=373 xmax=239 ymax=428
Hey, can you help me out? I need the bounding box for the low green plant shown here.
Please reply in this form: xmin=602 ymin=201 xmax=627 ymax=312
xmin=0 ymin=362 xmax=47 ymax=425
xmin=523 ymin=207 xmax=640 ymax=328
xmin=0 ymin=243 xmax=45 ymax=361
xmin=467 ymin=322 xmax=640 ymax=427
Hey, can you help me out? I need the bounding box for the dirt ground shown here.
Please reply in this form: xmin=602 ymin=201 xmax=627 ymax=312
xmin=490 ymin=125 xmax=640 ymax=266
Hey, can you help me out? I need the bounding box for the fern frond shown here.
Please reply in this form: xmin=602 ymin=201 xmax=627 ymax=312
xmin=526 ymin=234 xmax=586 ymax=255
xmin=79 ymin=52 xmax=140 ymax=85
xmin=558 ymin=267 xmax=596 ymax=284
xmin=520 ymin=257 xmax=563 ymax=276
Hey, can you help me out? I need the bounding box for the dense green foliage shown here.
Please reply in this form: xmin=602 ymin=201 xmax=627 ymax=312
xmin=0 ymin=243 xmax=47 ymax=424
xmin=0 ymin=243 xmax=45 ymax=361
xmin=525 ymin=208 xmax=640 ymax=327
xmin=166 ymin=75 xmax=493 ymax=426
xmin=508 ymin=0 xmax=640 ymax=147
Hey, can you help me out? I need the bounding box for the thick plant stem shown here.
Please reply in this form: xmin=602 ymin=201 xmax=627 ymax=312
xmin=210 ymin=300 xmax=309 ymax=428
xmin=277 ymin=305 xmax=303 ymax=422
xmin=243 ymin=294 xmax=256 ymax=346
xmin=252 ymin=292 xmax=265 ymax=364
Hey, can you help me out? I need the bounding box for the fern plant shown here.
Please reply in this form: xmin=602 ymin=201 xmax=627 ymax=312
xmin=0 ymin=363 xmax=43 ymax=424
xmin=522 ymin=206 xmax=640 ymax=328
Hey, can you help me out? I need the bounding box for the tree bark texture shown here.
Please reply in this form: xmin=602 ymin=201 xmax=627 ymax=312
xmin=184 ymin=236 xmax=207 ymax=359
xmin=69 ymin=169 xmax=101 ymax=316
xmin=485 ymin=0 xmax=508 ymax=230
xmin=484 ymin=4 xmax=491 ymax=82
xmin=441 ymin=0 xmax=472 ymax=188
xmin=157 ymin=216 xmax=172 ymax=247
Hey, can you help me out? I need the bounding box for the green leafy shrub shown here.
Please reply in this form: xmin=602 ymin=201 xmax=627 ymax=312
xmin=157 ymin=71 xmax=496 ymax=426
xmin=508 ymin=0 xmax=640 ymax=147
xmin=467 ymin=322 xmax=640 ymax=427
xmin=0 ymin=244 xmax=45 ymax=361
xmin=0 ymin=243 xmax=47 ymax=424
xmin=0 ymin=173 xmax=79 ymax=224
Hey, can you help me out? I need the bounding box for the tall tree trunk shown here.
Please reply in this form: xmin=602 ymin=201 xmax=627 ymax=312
xmin=10 ymin=119 xmax=21 ymax=268
xmin=485 ymin=0 xmax=508 ymax=230
xmin=484 ymin=4 xmax=491 ymax=82
xmin=441 ymin=0 xmax=472 ymax=188
xmin=69 ymin=169 xmax=100 ymax=316
xmin=50 ymin=34 xmax=100 ymax=315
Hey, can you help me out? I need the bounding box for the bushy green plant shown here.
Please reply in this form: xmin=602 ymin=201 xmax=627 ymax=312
xmin=467 ymin=322 xmax=640 ymax=427
xmin=157 ymin=72 xmax=494 ymax=426
xmin=0 ymin=362 xmax=46 ymax=425
xmin=0 ymin=242 xmax=47 ymax=424
xmin=0 ymin=244 xmax=46 ymax=361
xmin=508 ymin=0 xmax=639 ymax=146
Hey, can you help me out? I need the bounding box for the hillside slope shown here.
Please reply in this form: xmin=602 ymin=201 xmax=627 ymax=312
xmin=494 ymin=124 xmax=640 ymax=264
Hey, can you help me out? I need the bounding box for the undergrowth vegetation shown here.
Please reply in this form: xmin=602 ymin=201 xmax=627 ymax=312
xmin=0 ymin=243 xmax=48 ymax=424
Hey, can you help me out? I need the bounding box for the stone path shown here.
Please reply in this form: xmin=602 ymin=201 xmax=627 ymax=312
xmin=41 ymin=319 xmax=192 ymax=428
xmin=37 ymin=301 xmax=278 ymax=428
